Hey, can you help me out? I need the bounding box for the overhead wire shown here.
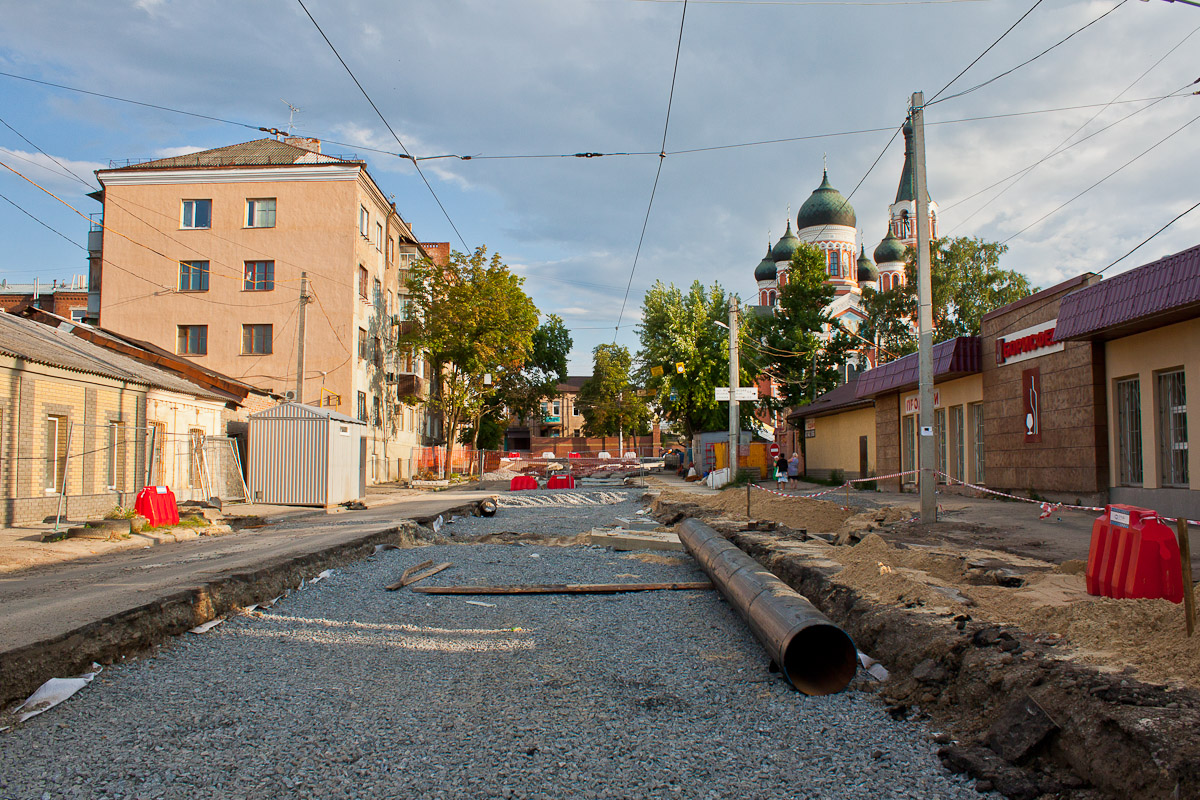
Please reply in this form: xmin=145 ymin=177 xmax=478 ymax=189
xmin=295 ymin=0 xmax=470 ymax=251
xmin=0 ymin=112 xmax=97 ymax=189
xmin=1096 ymin=198 xmax=1200 ymax=276
xmin=929 ymin=0 xmax=1130 ymax=107
xmin=927 ymin=0 xmax=1045 ymax=105
xmin=0 ymin=190 xmax=87 ymax=251
xmin=612 ymin=0 xmax=689 ymax=338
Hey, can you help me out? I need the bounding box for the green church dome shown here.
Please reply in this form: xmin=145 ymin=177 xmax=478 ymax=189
xmin=856 ymin=246 xmax=879 ymax=283
xmin=796 ymin=170 xmax=856 ymax=231
xmin=770 ymin=220 xmax=800 ymax=263
xmin=873 ymin=228 xmax=907 ymax=265
xmin=754 ymin=246 xmax=777 ymax=282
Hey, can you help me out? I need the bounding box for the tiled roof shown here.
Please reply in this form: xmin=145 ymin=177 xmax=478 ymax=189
xmin=1056 ymin=244 xmax=1200 ymax=341
xmin=557 ymin=376 xmax=590 ymax=393
xmin=787 ymin=376 xmax=871 ymax=420
xmin=0 ymin=312 xmax=231 ymax=401
xmin=855 ymin=336 xmax=981 ymax=399
xmin=101 ymin=139 xmax=362 ymax=171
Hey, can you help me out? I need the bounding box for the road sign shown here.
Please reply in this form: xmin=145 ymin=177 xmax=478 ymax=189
xmin=714 ymin=387 xmax=759 ymax=401
xmin=650 ymin=365 xmax=664 ymax=377
xmin=769 ymin=443 xmax=780 ymax=458
xmin=675 ymin=362 xmax=686 ymax=374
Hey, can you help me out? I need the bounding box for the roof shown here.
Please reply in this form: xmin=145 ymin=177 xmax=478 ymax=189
xmin=770 ymin=220 xmax=800 ymax=263
xmin=755 ymin=247 xmax=777 ymax=283
xmin=0 ymin=311 xmax=233 ymax=401
xmin=100 ymin=138 xmax=362 ymax=172
xmin=1055 ymin=244 xmax=1200 ymax=341
xmin=557 ymin=376 xmax=590 ymax=393
xmin=855 ymin=336 xmax=981 ymax=399
xmin=873 ymin=229 xmax=907 ymax=265
xmin=787 ymin=376 xmax=872 ymax=420
xmin=249 ymin=401 xmax=364 ymax=425
xmin=797 ymin=170 xmax=856 ymax=231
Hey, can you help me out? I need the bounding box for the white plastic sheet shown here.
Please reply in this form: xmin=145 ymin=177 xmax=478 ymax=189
xmin=857 ymin=651 xmax=890 ymax=681
xmin=12 ymin=664 xmax=102 ymax=723
xmin=189 ymin=618 xmax=224 ymax=634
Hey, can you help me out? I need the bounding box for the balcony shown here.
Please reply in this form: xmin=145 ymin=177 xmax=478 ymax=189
xmin=393 ymin=373 xmax=427 ymax=400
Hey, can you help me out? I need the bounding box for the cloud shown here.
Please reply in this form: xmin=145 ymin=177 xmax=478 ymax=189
xmin=152 ymin=145 xmax=207 ymax=159
xmin=0 ymin=147 xmax=104 ymax=193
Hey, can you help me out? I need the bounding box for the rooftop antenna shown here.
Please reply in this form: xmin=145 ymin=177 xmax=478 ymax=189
xmin=281 ymin=99 xmax=302 ymax=136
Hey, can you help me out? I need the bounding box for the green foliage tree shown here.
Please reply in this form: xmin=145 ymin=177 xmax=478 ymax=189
xmin=637 ymin=280 xmax=755 ymax=439
xmin=576 ymin=344 xmax=650 ymax=437
xmin=746 ymin=242 xmax=856 ymax=408
xmin=396 ymin=245 xmax=539 ymax=475
xmin=858 ymin=236 xmax=1035 ymax=358
xmin=495 ymin=314 xmax=572 ymax=424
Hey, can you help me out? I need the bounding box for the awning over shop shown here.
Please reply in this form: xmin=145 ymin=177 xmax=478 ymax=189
xmin=854 ymin=336 xmax=981 ymax=399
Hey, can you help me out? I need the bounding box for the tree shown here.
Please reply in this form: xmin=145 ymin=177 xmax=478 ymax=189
xmin=576 ymin=344 xmax=649 ymax=437
xmin=637 ymin=280 xmax=755 ymax=438
xmin=495 ymin=314 xmax=572 ymax=425
xmin=745 ymin=242 xmax=855 ymax=408
xmin=858 ymin=236 xmax=1035 ymax=357
xmin=396 ymin=245 xmax=539 ymax=476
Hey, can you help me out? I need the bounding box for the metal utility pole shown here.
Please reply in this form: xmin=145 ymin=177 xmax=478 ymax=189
xmin=911 ymin=92 xmax=936 ymax=524
xmin=296 ymin=271 xmax=309 ymax=404
xmin=728 ymin=297 xmax=740 ymax=477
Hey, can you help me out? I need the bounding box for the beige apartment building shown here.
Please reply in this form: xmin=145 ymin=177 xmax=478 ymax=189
xmin=92 ymin=137 xmax=439 ymax=483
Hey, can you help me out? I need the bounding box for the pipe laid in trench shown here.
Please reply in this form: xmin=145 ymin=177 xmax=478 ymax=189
xmin=678 ymin=518 xmax=858 ymax=696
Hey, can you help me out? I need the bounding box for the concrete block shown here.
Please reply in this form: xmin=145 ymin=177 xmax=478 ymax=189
xmin=588 ymin=527 xmax=684 ymax=552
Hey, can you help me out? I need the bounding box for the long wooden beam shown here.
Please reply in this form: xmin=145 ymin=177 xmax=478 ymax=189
xmin=411 ymin=581 xmax=713 ymax=595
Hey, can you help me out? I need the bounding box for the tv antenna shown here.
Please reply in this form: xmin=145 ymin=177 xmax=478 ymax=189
xmin=281 ymin=100 xmax=302 ymax=136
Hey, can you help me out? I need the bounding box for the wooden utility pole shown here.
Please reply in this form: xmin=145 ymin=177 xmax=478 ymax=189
xmin=911 ymin=92 xmax=936 ymax=524
xmin=295 ymin=271 xmax=309 ymax=404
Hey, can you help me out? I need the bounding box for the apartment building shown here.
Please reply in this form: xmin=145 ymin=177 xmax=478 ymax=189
xmin=92 ymin=137 xmax=437 ymax=483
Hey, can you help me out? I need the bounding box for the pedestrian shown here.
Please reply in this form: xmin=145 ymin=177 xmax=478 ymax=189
xmin=787 ymin=452 xmax=800 ymax=488
xmin=775 ymin=454 xmax=789 ymax=489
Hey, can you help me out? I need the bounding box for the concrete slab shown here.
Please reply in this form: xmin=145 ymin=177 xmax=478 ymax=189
xmin=588 ymin=527 xmax=685 ymax=552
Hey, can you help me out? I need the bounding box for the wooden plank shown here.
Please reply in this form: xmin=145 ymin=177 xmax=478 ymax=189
xmin=385 ymin=559 xmax=449 ymax=591
xmin=1178 ymin=518 xmax=1195 ymax=637
xmin=411 ymin=581 xmax=713 ymax=596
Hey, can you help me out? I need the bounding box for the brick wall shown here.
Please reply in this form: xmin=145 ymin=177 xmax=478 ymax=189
xmin=874 ymin=393 xmax=901 ymax=491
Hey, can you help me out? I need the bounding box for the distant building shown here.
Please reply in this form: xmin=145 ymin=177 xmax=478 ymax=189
xmin=91 ymin=136 xmax=444 ymax=483
xmin=0 ymin=276 xmax=89 ymax=322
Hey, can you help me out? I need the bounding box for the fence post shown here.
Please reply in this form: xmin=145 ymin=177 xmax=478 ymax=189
xmin=1178 ymin=517 xmax=1195 ymax=637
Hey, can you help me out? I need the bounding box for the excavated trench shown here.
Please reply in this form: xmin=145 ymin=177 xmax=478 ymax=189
xmin=652 ymin=494 xmax=1200 ymax=800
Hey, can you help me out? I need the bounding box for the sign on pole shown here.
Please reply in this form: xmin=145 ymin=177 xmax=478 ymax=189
xmin=714 ymin=387 xmax=730 ymax=401
xmin=769 ymin=443 xmax=780 ymax=458
xmin=715 ymin=386 xmax=760 ymax=402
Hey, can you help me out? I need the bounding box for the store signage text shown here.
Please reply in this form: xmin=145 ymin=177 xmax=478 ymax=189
xmin=903 ymin=390 xmax=940 ymax=415
xmin=995 ymin=319 xmax=1063 ymax=366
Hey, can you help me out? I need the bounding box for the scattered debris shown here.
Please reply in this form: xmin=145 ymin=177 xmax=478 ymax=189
xmin=479 ymin=499 xmax=498 ymax=517
xmin=432 ymin=515 xmax=444 ymax=533
xmin=412 ymin=581 xmax=713 ymax=596
xmin=588 ymin=527 xmax=684 ymax=552
xmin=310 ymin=569 xmax=332 ymax=584
xmin=385 ymin=561 xmax=452 ymax=591
xmin=465 ymin=600 xmax=497 ymax=607
xmin=5 ymin=664 xmax=102 ymax=725
xmin=857 ymin=651 xmax=890 ymax=681
xmin=373 ymin=543 xmax=399 ymax=555
xmin=188 ymin=618 xmax=224 ymax=634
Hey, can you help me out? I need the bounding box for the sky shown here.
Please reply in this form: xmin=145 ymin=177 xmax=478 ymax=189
xmin=1 ymin=0 xmax=1197 ymax=374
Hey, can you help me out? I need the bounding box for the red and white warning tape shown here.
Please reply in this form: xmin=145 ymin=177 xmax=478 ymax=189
xmin=750 ymin=483 xmax=845 ymax=499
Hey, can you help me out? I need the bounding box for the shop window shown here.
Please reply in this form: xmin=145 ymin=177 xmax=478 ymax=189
xmin=1116 ymin=377 xmax=1143 ymax=485
xmin=970 ymin=402 xmax=985 ymax=484
xmin=1157 ymin=369 xmax=1188 ymax=487
xmin=45 ymin=414 xmax=68 ymax=493
xmin=901 ymin=415 xmax=916 ymax=484
xmin=950 ymin=405 xmax=965 ymax=482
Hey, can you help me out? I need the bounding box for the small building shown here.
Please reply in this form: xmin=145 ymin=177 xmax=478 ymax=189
xmin=785 ymin=377 xmax=874 ymax=482
xmin=1057 ymin=244 xmax=1199 ymax=520
xmin=0 ymin=276 xmax=89 ymax=322
xmin=248 ymin=402 xmax=366 ymax=507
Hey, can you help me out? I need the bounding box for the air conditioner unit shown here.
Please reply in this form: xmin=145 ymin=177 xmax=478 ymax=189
xmin=283 ymin=390 xmax=297 ymax=401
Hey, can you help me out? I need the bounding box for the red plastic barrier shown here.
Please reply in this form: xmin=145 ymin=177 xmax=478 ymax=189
xmin=134 ymin=486 xmax=180 ymax=528
xmin=546 ymin=474 xmax=575 ymax=489
xmin=1087 ymin=504 xmax=1183 ymax=603
xmin=509 ymin=475 xmax=538 ymax=491
xmin=506 ymin=452 xmax=521 ymax=459
xmin=568 ymin=453 xmax=581 ymax=459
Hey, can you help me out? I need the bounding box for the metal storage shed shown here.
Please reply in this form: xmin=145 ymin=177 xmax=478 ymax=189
xmin=248 ymin=402 xmax=366 ymax=507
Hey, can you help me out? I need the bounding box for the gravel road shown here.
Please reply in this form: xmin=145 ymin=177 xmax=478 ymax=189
xmin=0 ymin=489 xmax=992 ymax=799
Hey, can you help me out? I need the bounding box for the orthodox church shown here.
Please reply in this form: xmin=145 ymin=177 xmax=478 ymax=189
xmin=752 ymin=122 xmax=937 ymax=368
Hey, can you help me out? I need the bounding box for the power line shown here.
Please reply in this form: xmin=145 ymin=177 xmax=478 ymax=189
xmin=1097 ymin=198 xmax=1200 ymax=275
xmin=613 ymin=0 xmax=689 ymax=338
xmin=1001 ymin=109 xmax=1200 ymax=244
xmin=0 ymin=113 xmax=96 ymax=189
xmin=929 ymin=0 xmax=1129 ymax=106
xmin=927 ymin=0 xmax=1045 ymax=104
xmin=295 ymin=0 xmax=469 ymax=252
xmin=0 ymin=190 xmax=87 ymax=251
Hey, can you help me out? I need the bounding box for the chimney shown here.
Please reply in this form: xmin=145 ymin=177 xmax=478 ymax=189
xmin=284 ymin=137 xmax=321 ymax=154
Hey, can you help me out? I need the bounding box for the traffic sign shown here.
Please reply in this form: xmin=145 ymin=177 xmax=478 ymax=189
xmin=769 ymin=443 xmax=780 ymax=458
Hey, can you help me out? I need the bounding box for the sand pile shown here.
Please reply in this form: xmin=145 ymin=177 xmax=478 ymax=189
xmin=660 ymin=488 xmax=859 ymax=533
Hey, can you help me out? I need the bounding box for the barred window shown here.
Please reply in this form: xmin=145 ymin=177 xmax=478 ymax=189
xmin=1116 ymin=377 xmax=1143 ymax=486
xmin=1157 ymin=369 xmax=1188 ymax=487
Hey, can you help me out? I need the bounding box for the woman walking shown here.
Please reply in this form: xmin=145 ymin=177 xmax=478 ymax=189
xmin=787 ymin=452 xmax=800 ymax=488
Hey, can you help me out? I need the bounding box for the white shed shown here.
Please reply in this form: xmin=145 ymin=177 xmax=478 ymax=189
xmin=248 ymin=403 xmax=366 ymax=507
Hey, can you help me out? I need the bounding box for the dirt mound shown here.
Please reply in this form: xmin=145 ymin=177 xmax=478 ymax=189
xmin=830 ymin=533 xmax=1200 ymax=688
xmin=657 ymin=488 xmax=857 ymax=533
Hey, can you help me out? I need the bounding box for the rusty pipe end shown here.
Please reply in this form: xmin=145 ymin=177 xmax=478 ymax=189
xmin=780 ymin=623 xmax=858 ymax=696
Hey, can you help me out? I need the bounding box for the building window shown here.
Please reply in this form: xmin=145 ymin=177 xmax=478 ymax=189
xmin=1157 ymin=369 xmax=1188 ymax=487
xmin=181 ymin=199 xmax=211 ymax=229
xmin=768 ymin=290 xmax=777 ymax=306
xmin=45 ymin=414 xmax=68 ymax=493
xmin=179 ymin=260 xmax=209 ymax=292
xmin=359 ymin=266 xmax=369 ymax=299
xmin=242 ymin=324 xmax=272 ymax=355
xmin=359 ymin=205 xmax=369 ymax=237
xmin=246 ymin=198 xmax=276 ymax=228
xmin=387 ymin=236 xmax=395 ymax=264
xmin=244 ymin=260 xmax=274 ymax=291
xmin=376 ymin=221 xmax=383 ymax=250
xmin=949 ymin=405 xmax=965 ymax=482
xmin=357 ymin=391 xmax=367 ymax=422
xmin=970 ymin=402 xmax=985 ymax=484
xmin=177 ymin=325 xmax=207 ymax=355
xmin=1116 ymin=377 xmax=1143 ymax=486
xmin=70 ymin=308 xmax=86 ymax=323
xmin=373 ymin=277 xmax=382 ymax=305
xmin=373 ymin=336 xmax=383 ymax=367
xmin=901 ymin=415 xmax=916 ymax=484
xmin=935 ymin=407 xmax=947 ymax=483
xmin=106 ymin=422 xmax=126 ymax=490
xmin=358 ymin=328 xmax=369 ymax=361
xmin=373 ymin=395 xmax=382 ymax=427
xmin=828 ymin=250 xmax=840 ymax=277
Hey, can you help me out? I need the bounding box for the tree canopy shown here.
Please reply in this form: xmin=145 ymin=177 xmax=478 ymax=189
xmin=396 ymin=245 xmax=539 ymax=473
xmin=576 ymin=343 xmax=649 ymax=437
xmin=637 ymin=280 xmax=755 ymax=438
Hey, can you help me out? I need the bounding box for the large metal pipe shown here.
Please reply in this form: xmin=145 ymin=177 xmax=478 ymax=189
xmin=679 ymin=518 xmax=858 ymax=695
